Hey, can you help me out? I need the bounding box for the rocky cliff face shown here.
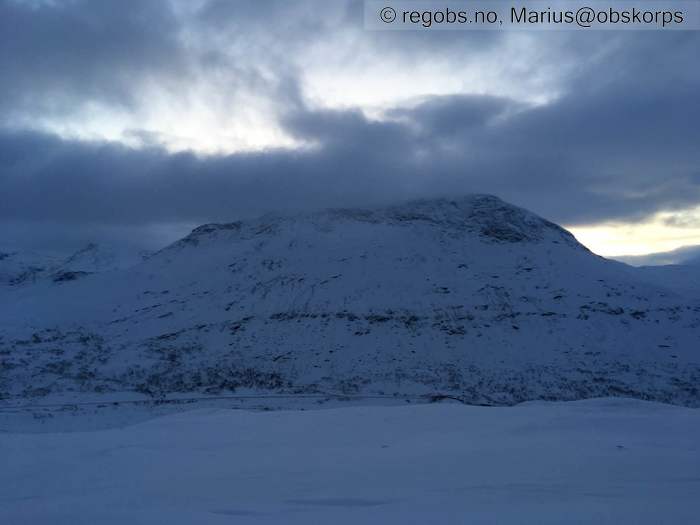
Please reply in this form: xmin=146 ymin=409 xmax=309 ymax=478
xmin=2 ymin=195 xmax=699 ymax=405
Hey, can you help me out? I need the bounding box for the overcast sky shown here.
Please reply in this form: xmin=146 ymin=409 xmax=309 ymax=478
xmin=1 ymin=0 xmax=699 ymax=256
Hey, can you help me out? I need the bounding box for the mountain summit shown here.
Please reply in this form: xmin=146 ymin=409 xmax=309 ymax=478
xmin=1 ymin=195 xmax=698 ymax=405
xmin=182 ymin=194 xmax=582 ymax=245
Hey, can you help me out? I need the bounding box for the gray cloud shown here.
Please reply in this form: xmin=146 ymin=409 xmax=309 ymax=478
xmin=0 ymin=0 xmax=542 ymax=129
xmin=1 ymin=1 xmax=699 ymax=251
xmin=0 ymin=0 xmax=185 ymax=122
xmin=2 ymin=63 xmax=699 ymax=234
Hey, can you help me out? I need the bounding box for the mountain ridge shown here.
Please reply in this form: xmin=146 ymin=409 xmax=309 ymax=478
xmin=175 ymin=194 xmax=585 ymax=248
xmin=1 ymin=194 xmax=698 ymax=405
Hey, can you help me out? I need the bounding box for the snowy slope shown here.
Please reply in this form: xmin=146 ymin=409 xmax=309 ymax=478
xmin=632 ymin=264 xmax=700 ymax=297
xmin=613 ymin=247 xmax=700 ymax=295
xmin=1 ymin=399 xmax=699 ymax=525
xmin=0 ymin=249 xmax=63 ymax=286
xmin=0 ymin=243 xmax=147 ymax=286
xmin=1 ymin=195 xmax=699 ymax=404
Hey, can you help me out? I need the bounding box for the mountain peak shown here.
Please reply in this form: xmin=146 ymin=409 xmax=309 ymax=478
xmin=182 ymin=194 xmax=583 ymax=249
xmin=2 ymin=195 xmax=699 ymax=406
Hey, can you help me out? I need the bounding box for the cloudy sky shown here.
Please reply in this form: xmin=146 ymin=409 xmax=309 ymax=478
xmin=1 ymin=0 xmax=699 ymax=258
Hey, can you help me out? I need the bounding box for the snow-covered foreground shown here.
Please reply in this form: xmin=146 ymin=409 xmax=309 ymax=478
xmin=2 ymin=399 xmax=699 ymax=524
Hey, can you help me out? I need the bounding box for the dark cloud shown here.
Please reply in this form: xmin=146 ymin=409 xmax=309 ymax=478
xmin=2 ymin=53 xmax=699 ymax=239
xmin=0 ymin=0 xmax=512 ymax=126
xmin=0 ymin=0 xmax=184 ymax=121
xmin=195 ymin=0 xmax=502 ymax=57
xmin=1 ymin=1 xmax=699 ymax=251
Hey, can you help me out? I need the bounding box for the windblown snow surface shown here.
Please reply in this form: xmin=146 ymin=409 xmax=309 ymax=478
xmin=1 ymin=399 xmax=699 ymax=524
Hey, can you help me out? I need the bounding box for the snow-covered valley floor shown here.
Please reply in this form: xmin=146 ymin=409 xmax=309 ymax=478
xmin=2 ymin=398 xmax=699 ymax=524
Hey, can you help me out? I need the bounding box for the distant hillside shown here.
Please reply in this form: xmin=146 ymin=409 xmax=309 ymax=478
xmin=0 ymin=243 xmax=148 ymax=286
xmin=617 ymin=245 xmax=700 ymax=267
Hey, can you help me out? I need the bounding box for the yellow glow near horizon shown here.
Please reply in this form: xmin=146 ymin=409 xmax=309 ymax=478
xmin=569 ymin=207 xmax=700 ymax=257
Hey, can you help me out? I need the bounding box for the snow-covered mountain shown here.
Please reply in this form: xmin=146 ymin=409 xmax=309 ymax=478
xmin=0 ymin=249 xmax=63 ymax=286
xmin=0 ymin=243 xmax=148 ymax=286
xmin=618 ymin=245 xmax=700 ymax=267
xmin=1 ymin=195 xmax=699 ymax=405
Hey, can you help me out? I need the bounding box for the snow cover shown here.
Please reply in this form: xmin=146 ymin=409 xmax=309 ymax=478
xmin=1 ymin=399 xmax=699 ymax=524
xmin=2 ymin=195 xmax=699 ymax=524
xmin=0 ymin=248 xmax=64 ymax=286
xmin=0 ymin=242 xmax=147 ymax=286
xmin=1 ymin=194 xmax=699 ymax=405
